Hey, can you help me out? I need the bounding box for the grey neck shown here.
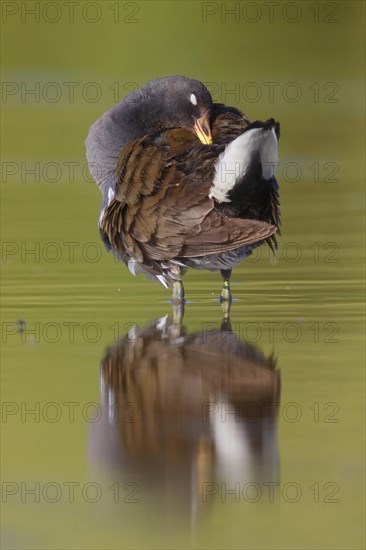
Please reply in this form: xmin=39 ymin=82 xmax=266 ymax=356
xmin=85 ymin=89 xmax=157 ymax=194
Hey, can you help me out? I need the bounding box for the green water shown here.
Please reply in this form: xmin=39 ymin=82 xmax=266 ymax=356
xmin=1 ymin=1 xmax=365 ymax=548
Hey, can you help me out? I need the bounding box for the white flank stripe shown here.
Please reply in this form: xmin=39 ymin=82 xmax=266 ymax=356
xmin=127 ymin=258 xmax=138 ymax=276
xmin=98 ymin=208 xmax=105 ymax=227
xmin=156 ymin=274 xmax=170 ymax=289
xmin=99 ymin=186 xmax=115 ymax=228
xmin=107 ymin=186 xmax=115 ymax=204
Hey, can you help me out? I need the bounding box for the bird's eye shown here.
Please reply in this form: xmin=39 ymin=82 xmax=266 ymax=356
xmin=190 ymin=93 xmax=197 ymax=106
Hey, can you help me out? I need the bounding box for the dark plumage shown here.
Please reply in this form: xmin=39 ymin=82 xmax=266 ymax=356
xmin=85 ymin=76 xmax=281 ymax=300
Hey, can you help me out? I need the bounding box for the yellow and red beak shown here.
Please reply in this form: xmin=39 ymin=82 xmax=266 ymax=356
xmin=194 ymin=112 xmax=212 ymax=145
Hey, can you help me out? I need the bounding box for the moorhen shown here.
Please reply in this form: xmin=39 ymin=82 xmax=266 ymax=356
xmin=85 ymin=76 xmax=280 ymax=302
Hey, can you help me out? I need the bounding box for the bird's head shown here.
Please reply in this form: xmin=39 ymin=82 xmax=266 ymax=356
xmin=141 ymin=76 xmax=213 ymax=145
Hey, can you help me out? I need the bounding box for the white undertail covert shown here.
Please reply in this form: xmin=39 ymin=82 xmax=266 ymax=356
xmin=209 ymin=127 xmax=278 ymax=203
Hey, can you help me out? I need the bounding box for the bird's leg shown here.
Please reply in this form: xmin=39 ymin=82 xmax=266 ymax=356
xmin=170 ymin=265 xmax=185 ymax=338
xmin=171 ymin=301 xmax=185 ymax=333
xmin=171 ymin=265 xmax=185 ymax=303
xmin=172 ymin=280 xmax=185 ymax=302
xmin=220 ymin=269 xmax=232 ymax=301
xmin=220 ymin=268 xmax=232 ymax=320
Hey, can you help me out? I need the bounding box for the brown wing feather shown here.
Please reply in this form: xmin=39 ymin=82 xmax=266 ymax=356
xmin=101 ymin=123 xmax=276 ymax=265
xmin=180 ymin=217 xmax=277 ymax=258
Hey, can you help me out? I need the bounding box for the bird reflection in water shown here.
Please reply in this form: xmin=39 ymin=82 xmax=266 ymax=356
xmin=89 ymin=309 xmax=281 ymax=521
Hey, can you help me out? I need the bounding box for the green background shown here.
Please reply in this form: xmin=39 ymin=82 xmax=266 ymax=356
xmin=1 ymin=1 xmax=365 ymax=548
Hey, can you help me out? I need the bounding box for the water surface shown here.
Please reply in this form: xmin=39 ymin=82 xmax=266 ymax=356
xmin=1 ymin=2 xmax=365 ymax=548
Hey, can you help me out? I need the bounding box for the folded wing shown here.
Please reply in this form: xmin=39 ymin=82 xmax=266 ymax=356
xmin=100 ymin=129 xmax=277 ymax=265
